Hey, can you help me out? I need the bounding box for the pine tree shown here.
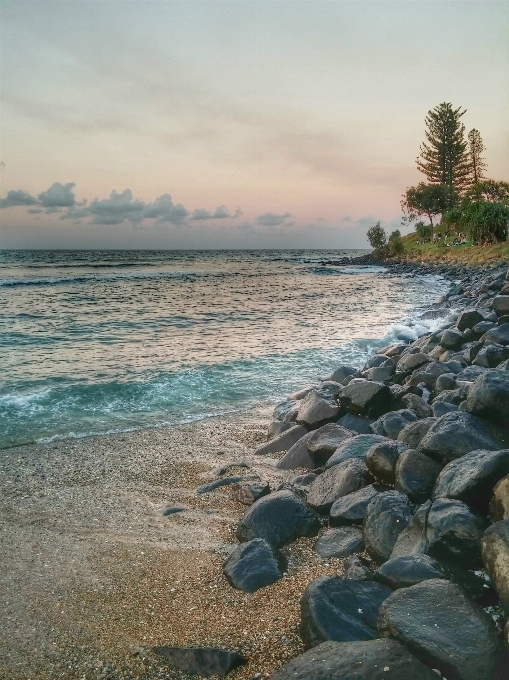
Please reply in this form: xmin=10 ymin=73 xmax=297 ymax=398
xmin=467 ymin=128 xmax=487 ymax=184
xmin=416 ymin=103 xmax=472 ymax=195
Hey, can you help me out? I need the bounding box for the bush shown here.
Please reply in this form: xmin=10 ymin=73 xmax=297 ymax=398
xmin=460 ymin=201 xmax=509 ymax=244
xmin=388 ymin=229 xmax=404 ymax=254
xmin=415 ymin=221 xmax=432 ymax=239
xmin=367 ymin=222 xmax=387 ymax=250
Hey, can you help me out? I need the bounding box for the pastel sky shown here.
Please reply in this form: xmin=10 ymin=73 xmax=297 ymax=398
xmin=1 ymin=0 xmax=508 ymax=249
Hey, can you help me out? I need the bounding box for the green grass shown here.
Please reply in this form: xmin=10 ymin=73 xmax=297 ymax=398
xmin=397 ymin=231 xmax=509 ymax=265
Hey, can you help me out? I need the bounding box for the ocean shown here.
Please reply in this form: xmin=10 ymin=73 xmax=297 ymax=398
xmin=0 ymin=249 xmax=451 ymax=449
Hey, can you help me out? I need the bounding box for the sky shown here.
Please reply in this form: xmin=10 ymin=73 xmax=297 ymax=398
xmin=1 ymin=0 xmax=508 ymax=250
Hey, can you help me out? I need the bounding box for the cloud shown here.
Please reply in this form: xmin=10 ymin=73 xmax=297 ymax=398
xmin=38 ymin=182 xmax=76 ymax=207
xmin=341 ymin=215 xmax=352 ymax=222
xmin=256 ymin=211 xmax=291 ymax=227
xmin=143 ymin=193 xmax=189 ymax=224
xmin=27 ymin=208 xmax=43 ymax=214
xmin=85 ymin=189 xmax=146 ymax=225
xmin=237 ymin=221 xmax=253 ymax=231
xmin=0 ymin=189 xmax=38 ymax=208
xmin=191 ymin=205 xmax=242 ymax=220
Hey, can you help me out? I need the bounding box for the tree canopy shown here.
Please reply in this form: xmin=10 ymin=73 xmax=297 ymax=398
xmin=401 ymin=182 xmax=456 ymax=233
xmin=467 ymin=129 xmax=487 ymax=185
xmin=366 ymin=222 xmax=387 ymax=250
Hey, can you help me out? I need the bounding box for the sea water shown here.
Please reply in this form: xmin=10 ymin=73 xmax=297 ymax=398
xmin=0 ymin=250 xmax=450 ymax=449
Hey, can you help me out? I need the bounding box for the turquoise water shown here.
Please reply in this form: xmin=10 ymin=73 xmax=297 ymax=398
xmin=0 ymin=250 xmax=449 ymax=448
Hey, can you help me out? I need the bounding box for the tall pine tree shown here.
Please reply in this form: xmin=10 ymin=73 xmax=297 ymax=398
xmin=416 ymin=102 xmax=471 ymax=194
xmin=467 ymin=128 xmax=487 ymax=184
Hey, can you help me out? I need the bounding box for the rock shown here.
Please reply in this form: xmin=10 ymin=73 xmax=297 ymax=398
xmin=162 ymin=506 xmax=185 ymax=516
xmin=326 ymin=434 xmax=388 ymax=467
xmin=231 ymin=480 xmax=271 ymax=505
xmin=222 ymin=538 xmax=284 ymax=593
xmin=152 ymin=646 xmax=245 ymax=677
xmin=391 ymin=500 xmax=432 ymax=559
xmin=440 ymin=328 xmax=465 ymax=349
xmin=498 ymin=358 xmax=509 ymax=370
xmin=371 ymin=409 xmax=418 ymax=440
xmin=315 ymin=527 xmax=364 ymax=558
xmin=457 ymin=308 xmax=484 ymax=332
xmin=457 ymin=365 xmax=489 ymax=381
xmin=426 ymin=498 xmax=489 ymax=569
xmin=300 ymin=576 xmax=392 ymax=648
xmin=363 ymin=491 xmax=414 ymax=563
xmin=343 ymin=554 xmax=374 ymax=580
xmin=433 ymin=448 xmax=509 ymax=514
xmin=197 ymin=475 xmax=255 ymax=494
xmin=473 ymin=343 xmax=509 ymax=368
xmin=472 ymin=321 xmax=496 ymax=338
xmin=485 ymin=322 xmax=509 ymax=345
xmin=397 ymin=418 xmax=437 ymax=449
xmin=307 ymin=458 xmax=372 ymax=513
xmin=396 ymin=352 xmax=430 ymax=373
xmin=466 ymin=370 xmax=509 ymax=424
xmin=236 ymin=490 xmax=320 ymax=548
xmin=492 ymin=296 xmax=509 ymax=316
xmin=482 ymin=520 xmax=509 ymax=614
xmin=435 ymin=373 xmax=458 ymax=393
xmin=340 ymin=380 xmax=391 ymax=418
xmin=213 ymin=461 xmax=250 ymax=477
xmin=270 ymin=639 xmax=439 ymax=680
xmin=490 ymin=474 xmax=509 ymax=521
xmin=255 ymin=424 xmax=308 ymax=455
xmin=306 ymin=424 xmax=353 ymax=466
xmin=375 ymin=554 xmax=446 ymax=589
xmin=319 ymin=380 xmax=343 ymax=399
xmin=287 ymin=386 xmax=314 ymax=401
xmin=366 ymin=354 xmax=391 ymax=369
xmin=268 ymin=420 xmax=294 ymax=438
xmin=417 ymin=411 xmax=508 ymax=465
xmin=327 ymin=365 xmax=358 ymax=383
xmin=336 ymin=412 xmax=375 ymax=434
xmin=432 ymin=401 xmax=458 ymax=417
xmin=284 ymin=472 xmax=318 ymax=494
xmin=365 ymin=441 xmax=408 ymax=485
xmin=329 ymin=484 xmax=384 ymax=526
xmin=377 ymin=579 xmax=504 ymax=680
xmin=276 ymin=431 xmax=316 ymax=470
xmin=366 ymin=366 xmax=393 ymax=382
xmin=407 ymin=361 xmax=451 ymax=388
xmin=296 ymin=390 xmax=340 ymax=428
xmin=395 ymin=449 xmax=442 ymax=504
xmin=272 ymin=400 xmax=298 ymax=422
xmin=400 ymin=393 xmax=432 ymax=418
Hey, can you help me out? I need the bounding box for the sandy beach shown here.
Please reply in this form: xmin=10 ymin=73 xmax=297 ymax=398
xmin=0 ymin=405 xmax=347 ymax=680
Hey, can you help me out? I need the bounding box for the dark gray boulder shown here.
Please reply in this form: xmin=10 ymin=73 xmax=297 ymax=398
xmin=336 ymin=412 xmax=375 ymax=434
xmin=152 ymin=646 xmax=245 ymax=677
xmin=315 ymin=526 xmax=363 ymax=559
xmin=377 ymin=579 xmax=504 ymax=680
xmin=340 ymin=380 xmax=391 ymax=418
xmin=365 ymin=366 xmax=393 ymax=382
xmin=440 ymin=328 xmax=465 ymax=349
xmin=255 ymin=424 xmax=308 ymax=455
xmin=407 ymin=361 xmax=452 ymax=388
xmin=269 ymin=639 xmax=439 ymax=680
xmin=222 ymin=538 xmax=284 ymax=592
xmin=457 ymin=365 xmax=489 ymax=381
xmin=327 ymin=365 xmax=358 ymax=383
xmin=481 ymin=520 xmax=509 ymax=614
xmin=236 ymin=490 xmax=320 ymax=547
xmin=231 ymin=480 xmax=270 ymax=505
xmin=329 ymin=484 xmax=384 ymax=526
xmin=397 ymin=417 xmax=437 ymax=449
xmin=343 ymin=554 xmax=374 ymax=580
xmin=432 ymin=401 xmax=458 ymax=418
xmin=306 ymin=424 xmax=353 ymax=466
xmin=426 ymin=498 xmax=489 ymax=569
xmin=363 ymin=491 xmax=414 ymax=563
xmin=457 ymin=308 xmax=484 ymax=332
xmin=490 ymin=474 xmax=509 ymax=521
xmin=433 ymin=448 xmax=509 ymax=513
xmin=371 ymin=409 xmax=418 ymax=440
xmin=466 ymin=370 xmax=509 ymax=424
xmin=375 ymin=554 xmax=446 ymax=589
xmin=300 ymin=576 xmax=392 ymax=648
xmin=395 ymin=449 xmax=442 ymax=504
xmin=326 ymin=434 xmax=388 ymax=467
xmin=400 ymin=393 xmax=432 ymax=418
xmin=196 ymin=475 xmax=254 ymax=494
xmin=276 ymin=431 xmax=315 ymax=470
xmin=417 ymin=411 xmax=508 ymax=464
xmin=435 ymin=372 xmax=458 ymax=393
xmin=473 ymin=343 xmax=509 ymax=368
xmin=307 ymin=458 xmax=371 ymax=513
xmin=366 ymin=440 xmax=408 ymax=484
xmin=284 ymin=472 xmax=318 ymax=494
xmin=390 ymin=500 xmax=433 ymax=559
xmin=396 ymin=352 xmax=430 ymax=373
xmin=296 ymin=390 xmax=340 ymax=428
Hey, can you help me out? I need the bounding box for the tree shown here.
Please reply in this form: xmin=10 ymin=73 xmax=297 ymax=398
xmin=415 ymin=221 xmax=432 ymax=240
xmin=366 ymin=222 xmax=387 ymax=250
xmin=459 ymin=202 xmax=509 ymax=244
xmin=464 ymin=179 xmax=509 ymax=206
xmin=416 ymin=102 xmax=472 ymax=194
xmin=388 ymin=229 xmax=404 ymax=254
xmin=401 ymin=183 xmax=457 ymax=236
xmin=467 ymin=129 xmax=487 ymax=185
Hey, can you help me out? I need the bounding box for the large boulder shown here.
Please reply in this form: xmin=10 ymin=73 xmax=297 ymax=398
xmin=417 ymin=411 xmax=508 ymax=464
xmin=395 ymin=449 xmax=442 ymax=504
xmin=365 ymin=440 xmax=408 ymax=485
xmin=466 ymin=370 xmax=509 ymax=424
xmin=230 ymin=480 xmax=270 ymax=505
xmin=473 ymin=343 xmax=509 ymax=368
xmin=490 ymin=474 xmax=509 ymax=521
xmin=306 ymin=424 xmax=353 ymax=466
xmin=255 ymin=424 xmax=307 ymax=455
xmin=371 ymin=409 xmax=418 ymax=440
xmin=276 ymin=431 xmax=316 ymax=470
xmin=222 ymin=538 xmax=285 ymax=592
xmin=363 ymin=491 xmax=414 ymax=563
xmin=152 ymin=646 xmax=245 ymax=677
xmin=374 ymin=554 xmax=446 ymax=589
xmin=481 ymin=519 xmax=509 ymax=614
xmin=407 ymin=361 xmax=452 ymax=388
xmin=484 ymin=321 xmax=509 ymax=344
xmin=307 ymin=458 xmax=371 ymax=513
xmin=296 ymin=390 xmax=340 ymax=428
xmin=236 ymin=490 xmax=320 ymax=547
xmin=300 ymin=576 xmax=392 ymax=648
xmin=327 ymin=365 xmax=358 ymax=383
xmin=329 ymin=484 xmax=383 ymax=526
xmin=315 ymin=527 xmax=363 ymax=559
xmin=390 ymin=500 xmax=433 ymax=559
xmin=433 ymin=448 xmax=509 ymax=513
xmin=377 ymin=579 xmax=504 ymax=680
xmin=326 ymin=434 xmax=388 ymax=467
xmin=336 ymin=412 xmax=375 ymax=434
xmin=269 ymin=639 xmax=440 ymax=680
xmin=457 ymin=308 xmax=484 ymax=332
xmin=440 ymin=328 xmax=465 ymax=350
xmin=492 ymin=295 xmax=509 ymax=315
xmin=400 ymin=392 xmax=432 ymax=418
xmin=343 ymin=554 xmax=374 ymax=581
xmin=396 ymin=352 xmax=429 ymax=373
xmin=397 ymin=418 xmax=436 ymax=449
xmin=340 ymin=380 xmax=391 ymax=418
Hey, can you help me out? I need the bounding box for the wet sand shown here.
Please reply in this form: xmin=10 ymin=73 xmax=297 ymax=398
xmin=0 ymin=406 xmax=347 ymax=680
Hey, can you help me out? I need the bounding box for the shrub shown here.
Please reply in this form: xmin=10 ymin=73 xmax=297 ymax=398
xmin=460 ymin=201 xmax=509 ymax=244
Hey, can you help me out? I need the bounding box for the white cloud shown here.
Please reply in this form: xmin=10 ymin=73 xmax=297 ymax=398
xmin=38 ymin=182 xmax=76 ymax=207
xmin=143 ymin=193 xmax=189 ymax=224
xmin=0 ymin=189 xmax=38 ymax=208
xmin=256 ymin=211 xmax=291 ymax=227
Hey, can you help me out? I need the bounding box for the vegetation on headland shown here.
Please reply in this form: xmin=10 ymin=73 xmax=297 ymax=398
xmin=367 ymin=102 xmax=509 ymax=265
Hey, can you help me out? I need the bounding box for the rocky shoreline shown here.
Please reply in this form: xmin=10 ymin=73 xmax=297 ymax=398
xmin=159 ymin=258 xmax=509 ymax=679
